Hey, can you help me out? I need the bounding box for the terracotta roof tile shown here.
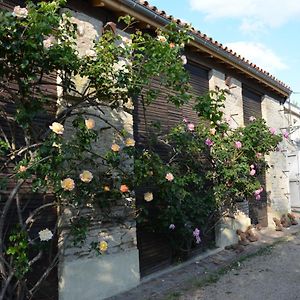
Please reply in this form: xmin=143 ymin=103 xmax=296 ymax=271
xmin=130 ymin=0 xmax=291 ymax=92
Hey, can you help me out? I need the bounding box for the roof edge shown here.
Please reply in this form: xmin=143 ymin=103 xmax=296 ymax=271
xmin=95 ymin=0 xmax=292 ymax=98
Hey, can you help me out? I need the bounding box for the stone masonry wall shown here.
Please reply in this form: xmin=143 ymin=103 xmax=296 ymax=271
xmin=209 ymin=69 xmax=251 ymax=248
xmin=261 ymin=95 xmax=291 ymax=225
xmin=58 ymin=11 xmax=140 ymax=300
xmin=209 ymin=69 xmax=244 ymax=128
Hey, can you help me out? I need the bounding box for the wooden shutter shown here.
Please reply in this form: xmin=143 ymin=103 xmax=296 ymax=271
xmin=243 ymin=87 xmax=262 ymax=125
xmin=134 ymin=62 xmax=209 ymax=277
xmin=242 ymin=86 xmax=268 ymax=226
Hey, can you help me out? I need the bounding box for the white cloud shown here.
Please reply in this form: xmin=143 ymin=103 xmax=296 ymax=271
xmin=225 ymin=42 xmax=288 ymax=73
xmin=189 ymin=0 xmax=300 ymax=33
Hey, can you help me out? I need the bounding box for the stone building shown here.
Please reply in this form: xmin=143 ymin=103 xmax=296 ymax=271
xmin=0 ymin=0 xmax=294 ymax=299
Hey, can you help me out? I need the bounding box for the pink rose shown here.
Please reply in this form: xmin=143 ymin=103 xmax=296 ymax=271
xmin=205 ymin=138 xmax=214 ymax=147
xmin=187 ymin=123 xmax=195 ymax=131
xmin=269 ymin=127 xmax=276 ymax=135
xmin=250 ymin=169 xmax=256 ymax=176
xmin=256 ymin=152 xmax=263 ymax=159
xmin=283 ymin=130 xmax=289 ymax=139
xmin=165 ymin=172 xmax=174 ymax=182
xmin=234 ymin=141 xmax=242 ymax=149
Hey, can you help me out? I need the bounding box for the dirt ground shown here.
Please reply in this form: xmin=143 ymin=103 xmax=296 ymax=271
xmin=179 ymin=233 xmax=300 ymax=300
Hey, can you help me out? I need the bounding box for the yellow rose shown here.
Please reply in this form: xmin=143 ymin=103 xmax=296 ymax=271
xmin=98 ymin=241 xmax=108 ymax=252
xmin=210 ymin=128 xmax=216 ymax=135
xmin=144 ymin=192 xmax=153 ymax=202
xmin=85 ymin=118 xmax=95 ymax=130
xmin=18 ymin=165 xmax=27 ymax=173
xmin=111 ymin=143 xmax=120 ymax=152
xmin=49 ymin=122 xmax=64 ymax=135
xmin=125 ymin=138 xmax=135 ymax=147
xmin=79 ymin=170 xmax=93 ymax=183
xmin=103 ymin=185 xmax=110 ymax=192
xmin=61 ymin=178 xmax=75 ymax=191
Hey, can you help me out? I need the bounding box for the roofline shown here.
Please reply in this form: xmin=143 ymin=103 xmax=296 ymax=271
xmin=93 ymin=0 xmax=292 ymax=99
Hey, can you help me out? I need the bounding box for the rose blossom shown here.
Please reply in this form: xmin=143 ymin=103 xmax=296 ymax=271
xmin=205 ymin=138 xmax=214 ymax=147
xmin=249 ymin=116 xmax=256 ymax=122
xmin=187 ymin=123 xmax=195 ymax=131
xmin=12 ymin=6 xmax=28 ymax=18
xmin=283 ymin=130 xmax=289 ymax=139
xmin=269 ymin=127 xmax=276 ymax=135
xmin=256 ymin=152 xmax=263 ymax=159
xmin=39 ymin=228 xmax=53 ymax=241
xmin=111 ymin=143 xmax=120 ymax=152
xmin=49 ymin=122 xmax=64 ymax=135
xmin=193 ymin=228 xmax=201 ymax=244
xmin=19 ymin=165 xmax=27 ymax=173
xmin=234 ymin=141 xmax=242 ymax=149
xmin=209 ymin=128 xmax=216 ymax=135
xmin=157 ymin=35 xmax=167 ymax=43
xmin=165 ymin=172 xmax=174 ymax=182
xmin=144 ymin=192 xmax=153 ymax=202
xmin=169 ymin=224 xmax=175 ymax=230
xmin=120 ymin=184 xmax=129 ymax=193
xmin=85 ymin=118 xmax=95 ymax=129
xmin=181 ymin=55 xmax=187 ymax=65
xmin=250 ymin=169 xmax=256 ymax=176
xmin=43 ymin=36 xmax=55 ymax=49
xmin=125 ymin=138 xmax=135 ymax=147
xmin=85 ymin=49 xmax=97 ymax=58
xmin=98 ymin=241 xmax=108 ymax=252
xmin=61 ymin=178 xmax=75 ymax=191
xmin=79 ymin=170 xmax=93 ymax=183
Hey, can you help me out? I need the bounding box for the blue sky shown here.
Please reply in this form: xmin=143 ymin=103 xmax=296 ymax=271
xmin=149 ymin=0 xmax=300 ymax=104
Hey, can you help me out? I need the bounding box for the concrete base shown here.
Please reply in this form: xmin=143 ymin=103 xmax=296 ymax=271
xmin=59 ymin=249 xmax=140 ymax=300
xmin=215 ymin=211 xmax=251 ymax=248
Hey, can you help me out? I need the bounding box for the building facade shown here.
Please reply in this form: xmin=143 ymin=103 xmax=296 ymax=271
xmin=0 ymin=0 xmax=294 ymax=299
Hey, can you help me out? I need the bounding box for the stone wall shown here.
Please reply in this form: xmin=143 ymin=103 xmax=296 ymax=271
xmin=58 ymin=11 xmax=140 ymax=300
xmin=261 ymin=95 xmax=291 ymax=225
xmin=209 ymin=69 xmax=244 ymax=128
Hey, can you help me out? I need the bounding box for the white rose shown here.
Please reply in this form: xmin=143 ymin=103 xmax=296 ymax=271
xmin=12 ymin=6 xmax=28 ymax=18
xmin=49 ymin=122 xmax=64 ymax=135
xmin=43 ymin=36 xmax=55 ymax=49
xmin=157 ymin=35 xmax=167 ymax=43
xmin=85 ymin=49 xmax=97 ymax=58
xmin=39 ymin=228 xmax=53 ymax=241
xmin=181 ymin=55 xmax=187 ymax=65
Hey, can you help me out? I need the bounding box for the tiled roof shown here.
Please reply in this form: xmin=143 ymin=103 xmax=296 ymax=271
xmin=133 ymin=0 xmax=291 ymax=94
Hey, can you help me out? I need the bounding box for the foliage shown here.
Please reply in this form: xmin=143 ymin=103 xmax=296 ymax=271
xmin=135 ymin=90 xmax=283 ymax=254
xmin=0 ymin=0 xmax=285 ymax=298
xmin=0 ymin=1 xmax=193 ymax=298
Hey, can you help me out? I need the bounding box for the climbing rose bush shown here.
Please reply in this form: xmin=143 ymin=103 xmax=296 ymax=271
xmin=0 ymin=1 xmax=193 ymax=298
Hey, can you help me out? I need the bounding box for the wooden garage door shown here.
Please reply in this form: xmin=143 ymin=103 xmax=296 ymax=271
xmin=134 ymin=62 xmax=209 ymax=277
xmin=242 ymin=86 xmax=268 ymax=226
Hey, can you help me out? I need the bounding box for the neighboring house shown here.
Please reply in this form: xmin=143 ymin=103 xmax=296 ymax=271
xmin=284 ymin=102 xmax=300 ymax=209
xmin=1 ymin=0 xmax=294 ymax=299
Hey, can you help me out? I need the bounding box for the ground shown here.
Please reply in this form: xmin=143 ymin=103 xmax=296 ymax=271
xmin=178 ymin=233 xmax=300 ymax=300
xmin=109 ymin=219 xmax=300 ymax=300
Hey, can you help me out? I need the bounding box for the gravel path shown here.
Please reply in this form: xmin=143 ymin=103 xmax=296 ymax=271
xmin=179 ymin=234 xmax=300 ymax=300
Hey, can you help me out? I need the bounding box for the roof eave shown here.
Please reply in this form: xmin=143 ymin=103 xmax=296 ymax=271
xmin=93 ymin=0 xmax=292 ymax=99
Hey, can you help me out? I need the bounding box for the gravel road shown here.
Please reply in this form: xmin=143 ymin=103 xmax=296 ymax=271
xmin=179 ymin=233 xmax=300 ymax=300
